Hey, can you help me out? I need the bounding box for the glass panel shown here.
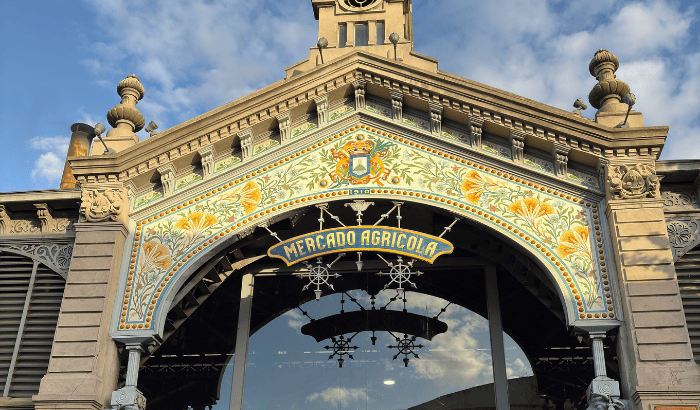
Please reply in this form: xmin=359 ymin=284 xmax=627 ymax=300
xmin=355 ymin=23 xmax=369 ymax=47
xmin=376 ymin=21 xmax=385 ymax=45
xmin=338 ymin=24 xmax=347 ymax=49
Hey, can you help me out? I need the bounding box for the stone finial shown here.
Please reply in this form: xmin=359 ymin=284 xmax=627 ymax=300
xmin=102 ymin=74 xmax=146 ymax=153
xmin=588 ymin=49 xmax=630 ymax=112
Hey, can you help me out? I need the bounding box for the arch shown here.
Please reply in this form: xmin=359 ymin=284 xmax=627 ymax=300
xmin=113 ymin=122 xmax=619 ymax=338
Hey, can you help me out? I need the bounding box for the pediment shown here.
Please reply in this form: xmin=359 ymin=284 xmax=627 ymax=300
xmin=68 ymin=50 xmax=667 ymax=197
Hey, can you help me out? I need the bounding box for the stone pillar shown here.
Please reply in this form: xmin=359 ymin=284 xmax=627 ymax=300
xmin=230 ymin=273 xmax=255 ymax=410
xmin=34 ymin=184 xmax=130 ymax=410
xmin=604 ymin=160 xmax=700 ymax=410
xmin=60 ymin=123 xmax=95 ymax=189
xmin=109 ymin=343 xmax=148 ymax=410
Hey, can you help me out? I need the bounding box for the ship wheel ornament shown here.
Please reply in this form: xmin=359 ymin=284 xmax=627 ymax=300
xmin=302 ymin=254 xmax=345 ymax=300
xmin=387 ymin=332 xmax=424 ymax=367
xmin=324 ymin=333 xmax=359 ymax=368
xmin=378 ymin=255 xmax=423 ymax=293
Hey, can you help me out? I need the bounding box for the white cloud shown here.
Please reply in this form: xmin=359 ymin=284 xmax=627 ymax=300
xmin=507 ymin=357 xmax=532 ymax=379
xmin=306 ymin=387 xmax=366 ymax=406
xmin=283 ymin=309 xmax=306 ymax=332
xmin=29 ymin=136 xmax=71 ymax=185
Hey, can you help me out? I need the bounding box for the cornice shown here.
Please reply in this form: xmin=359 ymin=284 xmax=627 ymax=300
xmin=68 ymin=50 xmax=668 ymax=184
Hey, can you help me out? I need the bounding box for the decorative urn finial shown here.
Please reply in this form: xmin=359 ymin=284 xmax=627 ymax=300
xmin=587 ymin=49 xmax=630 ymax=112
xmin=102 ymin=74 xmax=146 ymax=152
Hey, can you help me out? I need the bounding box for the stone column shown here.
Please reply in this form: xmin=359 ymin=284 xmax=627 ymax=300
xmin=34 ymin=184 xmax=130 ymax=410
xmin=604 ymin=160 xmax=700 ymax=410
xmin=109 ymin=343 xmax=149 ymax=410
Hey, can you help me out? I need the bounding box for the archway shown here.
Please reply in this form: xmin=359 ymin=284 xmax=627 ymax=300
xmin=131 ymin=199 xmax=619 ymax=409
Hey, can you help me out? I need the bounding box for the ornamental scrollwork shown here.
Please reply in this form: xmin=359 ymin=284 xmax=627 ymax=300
xmin=1 ymin=244 xmax=73 ymax=277
xmin=608 ymin=163 xmax=659 ymax=200
xmin=0 ymin=204 xmax=74 ymax=236
xmin=79 ymin=188 xmax=127 ymax=223
xmin=666 ymin=219 xmax=700 ymax=261
xmin=662 ymin=191 xmax=700 ymax=211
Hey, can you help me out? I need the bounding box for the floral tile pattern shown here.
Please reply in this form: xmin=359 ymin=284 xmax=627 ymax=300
xmin=482 ymin=141 xmax=512 ymax=159
xmin=121 ymin=124 xmax=614 ymax=332
xmin=173 ymin=173 xmax=202 ymax=192
xmin=291 ymin=121 xmax=317 ymax=139
xmin=402 ymin=114 xmax=430 ymax=131
xmin=524 ymin=154 xmax=554 ymax=174
xmin=134 ymin=191 xmax=163 ymax=209
xmin=214 ymin=156 xmax=242 ymax=174
xmin=441 ymin=128 xmax=467 ymax=142
xmin=568 ymin=169 xmax=600 ymax=188
xmin=365 ymin=101 xmax=391 ymax=118
xmin=253 ymin=139 xmax=280 ymax=156
xmin=328 ymin=105 xmax=354 ymax=122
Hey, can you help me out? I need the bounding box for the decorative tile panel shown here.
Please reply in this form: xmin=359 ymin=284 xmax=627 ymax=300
xmin=328 ymin=105 xmax=354 ymax=122
xmin=173 ymin=173 xmax=203 ymax=192
xmin=253 ymin=139 xmax=280 ymax=156
xmin=568 ymin=169 xmax=600 ymax=189
xmin=134 ymin=191 xmax=163 ymax=209
xmin=482 ymin=140 xmax=512 ymax=159
xmin=291 ymin=121 xmax=317 ymax=139
xmin=365 ymin=101 xmax=391 ymax=118
xmin=524 ymin=154 xmax=554 ymax=174
xmin=214 ymin=156 xmax=242 ymax=174
xmin=119 ymin=123 xmax=615 ymax=335
xmin=402 ymin=114 xmax=430 ymax=131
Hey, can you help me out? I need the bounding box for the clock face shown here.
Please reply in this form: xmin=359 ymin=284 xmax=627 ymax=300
xmin=344 ymin=0 xmax=378 ymax=9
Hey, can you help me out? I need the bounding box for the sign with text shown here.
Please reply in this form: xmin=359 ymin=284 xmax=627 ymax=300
xmin=267 ymin=226 xmax=453 ymax=266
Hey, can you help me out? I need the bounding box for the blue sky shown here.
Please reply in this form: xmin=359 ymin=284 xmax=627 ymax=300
xmin=1 ymin=0 xmax=699 ymax=192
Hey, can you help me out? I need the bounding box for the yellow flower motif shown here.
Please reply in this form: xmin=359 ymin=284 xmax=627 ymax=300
xmin=508 ymin=198 xmax=555 ymax=224
xmin=140 ymin=241 xmax=171 ymax=271
xmin=175 ymin=212 xmax=218 ymax=238
xmin=557 ymin=226 xmax=591 ymax=259
xmin=220 ymin=181 xmax=262 ymax=214
xmin=461 ymin=170 xmax=487 ymax=204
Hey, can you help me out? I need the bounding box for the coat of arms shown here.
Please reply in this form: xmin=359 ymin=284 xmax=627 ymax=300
xmin=328 ymin=134 xmax=393 ymax=187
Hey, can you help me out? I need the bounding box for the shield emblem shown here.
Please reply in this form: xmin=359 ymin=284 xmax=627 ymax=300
xmin=349 ymin=154 xmax=370 ymax=179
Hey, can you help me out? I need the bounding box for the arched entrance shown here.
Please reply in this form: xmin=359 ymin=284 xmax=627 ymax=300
xmin=128 ymin=199 xmax=619 ymax=409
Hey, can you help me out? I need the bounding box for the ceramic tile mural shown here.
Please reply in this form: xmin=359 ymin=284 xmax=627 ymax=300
xmin=291 ymin=121 xmax=317 ymax=139
xmin=328 ymin=105 xmax=354 ymax=122
xmin=402 ymin=114 xmax=430 ymax=131
xmin=524 ymin=154 xmax=555 ymax=174
xmin=173 ymin=173 xmax=202 ymax=192
xmin=213 ymin=156 xmax=241 ymax=174
xmin=365 ymin=101 xmax=391 ymax=118
xmin=482 ymin=140 xmax=512 ymax=159
xmin=134 ymin=191 xmax=163 ymax=209
xmin=121 ymin=124 xmax=614 ymax=333
xmin=568 ymin=169 xmax=600 ymax=188
xmin=253 ymin=139 xmax=280 ymax=156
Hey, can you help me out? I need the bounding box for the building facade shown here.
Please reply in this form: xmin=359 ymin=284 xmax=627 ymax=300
xmin=1 ymin=1 xmax=699 ymax=409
